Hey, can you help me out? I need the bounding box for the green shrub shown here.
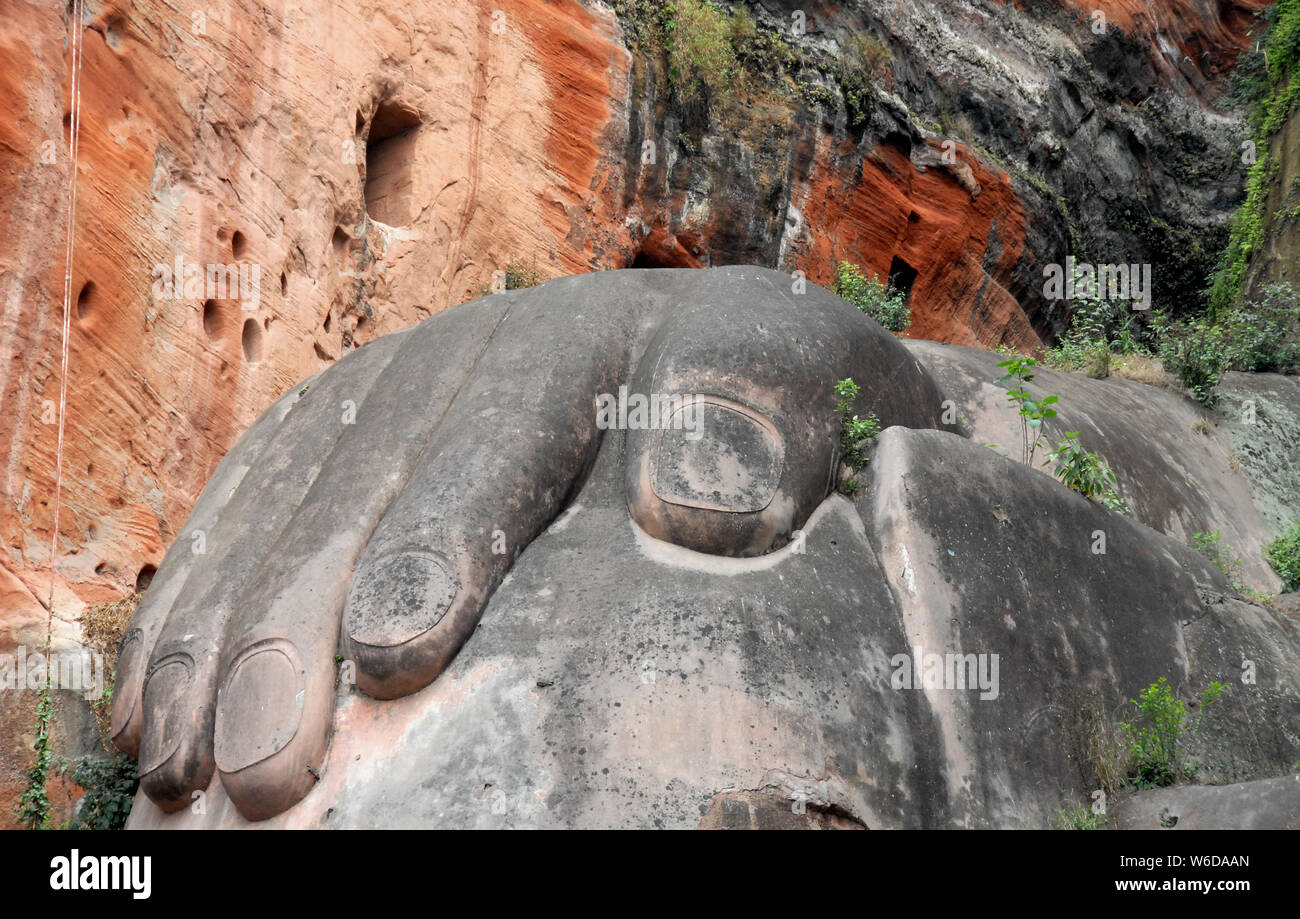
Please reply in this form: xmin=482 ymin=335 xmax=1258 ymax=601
xmin=1119 ymin=677 xmax=1228 ymax=788
xmin=1266 ymin=522 xmax=1300 ymax=590
xmin=995 ymin=356 xmax=1057 ymax=465
xmin=834 ymin=377 xmax=880 ymax=495
xmin=1157 ymin=317 xmax=1229 ymax=405
xmin=1055 ymin=801 xmax=1106 ymax=830
xmin=1084 ymin=341 xmax=1112 ymax=379
xmin=664 ymin=0 xmax=739 ymax=103
xmin=1042 ymin=432 xmax=1129 ymax=514
xmin=1043 ymin=270 xmax=1150 ymax=374
xmin=833 ymin=261 xmax=911 ymax=332
xmin=503 ymin=257 xmax=544 ymax=290
xmin=1193 ymin=529 xmax=1246 ymax=586
xmin=1042 ymin=336 xmax=1092 ymax=372
xmin=55 ymin=753 xmax=138 ymax=830
xmin=837 ymin=34 xmax=891 ymax=126
xmin=1221 ymin=282 xmax=1300 ymax=373
xmin=1156 ymin=283 xmax=1299 ymax=403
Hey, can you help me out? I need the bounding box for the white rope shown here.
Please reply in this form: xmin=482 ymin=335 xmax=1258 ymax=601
xmin=46 ymin=0 xmax=86 ymax=654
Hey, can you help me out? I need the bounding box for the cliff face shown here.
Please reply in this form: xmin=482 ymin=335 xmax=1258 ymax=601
xmin=0 ymin=0 xmax=637 ymax=825
xmin=0 ymin=0 xmax=1265 ymax=823
xmin=618 ymin=0 xmax=1265 ymax=337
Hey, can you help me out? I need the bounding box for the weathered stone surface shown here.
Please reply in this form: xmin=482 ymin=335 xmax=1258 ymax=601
xmin=121 ymin=272 xmax=1298 ymax=828
xmin=1111 ymin=775 xmax=1300 ymax=830
xmin=905 ymin=339 xmax=1293 ymax=593
xmin=1212 ymin=372 xmax=1300 ymax=536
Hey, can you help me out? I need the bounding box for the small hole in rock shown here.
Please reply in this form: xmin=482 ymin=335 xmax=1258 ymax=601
xmin=136 ymin=564 xmax=157 ymax=593
xmin=888 ymin=256 xmax=919 ymax=305
xmin=280 ymin=272 xmax=288 ymax=296
xmin=232 ymin=231 xmax=247 ymax=258
xmin=94 ymin=562 xmax=108 ymax=576
xmin=241 ymin=318 xmax=263 ymax=363
xmin=332 ymin=227 xmax=349 ymax=253
xmin=76 ymin=281 xmax=96 ymax=319
xmin=203 ymin=300 xmax=220 ymax=338
xmin=323 ymin=311 xmax=332 ymax=333
xmin=364 ymin=100 xmax=422 ymax=226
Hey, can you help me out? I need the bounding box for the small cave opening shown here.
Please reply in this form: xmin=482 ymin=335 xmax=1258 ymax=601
xmin=883 ymin=130 xmax=913 ymax=159
xmin=202 ymin=299 xmax=220 ymax=338
xmin=888 ymin=256 xmax=919 ymax=304
xmin=630 ymin=251 xmax=666 ymax=268
xmin=136 ymin=564 xmax=157 ymax=593
xmin=231 ymin=230 xmax=248 ymax=259
xmin=364 ymin=100 xmax=422 ymax=227
xmin=242 ymin=318 xmax=263 ymax=363
xmin=627 ymin=240 xmax=698 ymax=269
xmin=76 ymin=281 xmax=96 ymax=319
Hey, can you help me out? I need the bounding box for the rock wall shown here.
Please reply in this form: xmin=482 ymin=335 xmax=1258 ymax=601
xmin=3 ymin=0 xmax=636 ymax=827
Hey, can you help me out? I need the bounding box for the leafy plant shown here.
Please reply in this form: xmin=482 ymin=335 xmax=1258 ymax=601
xmin=54 ymin=753 xmax=138 ymax=830
xmin=664 ymin=0 xmax=739 ymax=103
xmin=1221 ymin=282 xmax=1300 ymax=373
xmin=1055 ymin=801 xmax=1106 ymax=830
xmin=1042 ymin=432 xmax=1129 ymax=513
xmin=834 ymin=377 xmax=880 ymax=495
xmin=1044 ymin=269 xmax=1152 ymax=376
xmin=1084 ymin=341 xmax=1112 ymax=380
xmin=1118 ymin=677 xmax=1228 ymax=788
xmin=1193 ymin=530 xmax=1244 ymax=583
xmin=838 ymin=34 xmax=891 ymax=126
xmin=16 ymin=687 xmax=53 ymax=829
xmin=832 ymin=261 xmax=910 ymax=332
xmin=1153 ymin=282 xmax=1298 ymax=404
xmin=1156 ymin=316 xmax=1229 ymax=405
xmin=995 ymin=356 xmax=1058 ymax=465
xmin=1265 ymin=522 xmax=1300 ymax=590
xmin=503 ymin=257 xmax=545 ymax=290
